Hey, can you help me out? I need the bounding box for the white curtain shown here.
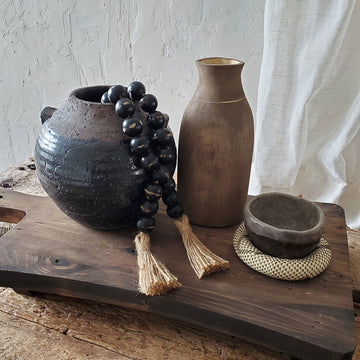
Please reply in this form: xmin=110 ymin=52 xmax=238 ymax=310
xmin=249 ymin=0 xmax=360 ymax=229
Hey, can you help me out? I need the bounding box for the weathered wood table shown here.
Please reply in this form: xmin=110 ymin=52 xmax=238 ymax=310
xmin=0 ymin=159 xmax=359 ymax=360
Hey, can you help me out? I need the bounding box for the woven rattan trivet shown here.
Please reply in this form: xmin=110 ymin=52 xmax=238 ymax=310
xmin=233 ymin=223 xmax=332 ymax=281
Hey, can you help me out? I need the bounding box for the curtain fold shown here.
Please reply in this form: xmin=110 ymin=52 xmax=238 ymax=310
xmin=250 ymin=0 xmax=360 ymax=228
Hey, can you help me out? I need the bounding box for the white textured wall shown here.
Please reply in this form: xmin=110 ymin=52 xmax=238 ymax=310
xmin=0 ymin=0 xmax=265 ymax=172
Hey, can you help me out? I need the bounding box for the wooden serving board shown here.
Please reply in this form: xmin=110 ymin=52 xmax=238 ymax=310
xmin=0 ymin=189 xmax=356 ymax=359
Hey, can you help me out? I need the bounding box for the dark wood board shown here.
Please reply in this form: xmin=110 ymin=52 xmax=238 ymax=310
xmin=0 ymin=189 xmax=356 ymax=359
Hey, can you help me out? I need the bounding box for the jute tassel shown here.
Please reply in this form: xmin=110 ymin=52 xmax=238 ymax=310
xmin=174 ymin=214 xmax=229 ymax=279
xmin=134 ymin=232 xmax=182 ymax=296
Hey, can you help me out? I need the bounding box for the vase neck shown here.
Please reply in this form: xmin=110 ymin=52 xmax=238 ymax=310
xmin=194 ymin=58 xmax=245 ymax=102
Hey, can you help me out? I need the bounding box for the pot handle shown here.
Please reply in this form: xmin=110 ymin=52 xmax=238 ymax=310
xmin=40 ymin=107 xmax=57 ymax=124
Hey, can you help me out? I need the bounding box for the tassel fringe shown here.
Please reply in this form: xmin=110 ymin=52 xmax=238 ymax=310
xmin=135 ymin=232 xmax=181 ymax=296
xmin=174 ymin=214 xmax=230 ymax=278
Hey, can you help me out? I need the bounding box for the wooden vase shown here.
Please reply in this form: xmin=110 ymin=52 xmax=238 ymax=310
xmin=178 ymin=57 xmax=254 ymax=227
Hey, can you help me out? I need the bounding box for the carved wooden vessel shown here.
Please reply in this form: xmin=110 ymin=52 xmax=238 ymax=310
xmin=178 ymin=58 xmax=254 ymax=227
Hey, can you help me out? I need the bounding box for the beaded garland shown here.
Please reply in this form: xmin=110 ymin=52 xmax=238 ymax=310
xmin=101 ymin=82 xmax=184 ymax=232
xmin=101 ymin=82 xmax=229 ymax=297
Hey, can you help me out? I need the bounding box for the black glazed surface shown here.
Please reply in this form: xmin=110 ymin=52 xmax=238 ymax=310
xmin=34 ymin=86 xmax=176 ymax=230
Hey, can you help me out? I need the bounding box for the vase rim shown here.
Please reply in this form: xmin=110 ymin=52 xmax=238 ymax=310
xmin=196 ymin=57 xmax=244 ymax=66
xmin=70 ymin=85 xmax=112 ymax=105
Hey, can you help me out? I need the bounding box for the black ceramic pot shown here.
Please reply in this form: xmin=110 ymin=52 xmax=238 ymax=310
xmin=34 ymin=86 xmax=176 ymax=230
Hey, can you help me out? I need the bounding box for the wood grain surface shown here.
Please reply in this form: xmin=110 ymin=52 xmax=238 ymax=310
xmin=0 ymin=287 xmax=291 ymax=360
xmin=0 ymin=188 xmax=356 ymax=359
xmin=0 ymin=159 xmax=358 ymax=360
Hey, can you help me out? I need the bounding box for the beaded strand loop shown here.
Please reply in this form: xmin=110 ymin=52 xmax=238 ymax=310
xmin=102 ymin=82 xmax=229 ymax=296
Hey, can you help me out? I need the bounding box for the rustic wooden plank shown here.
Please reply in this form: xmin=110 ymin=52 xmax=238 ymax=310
xmin=0 ymin=159 xmax=290 ymax=359
xmin=0 ymin=287 xmax=288 ymax=360
xmin=2 ymin=158 xmax=360 ymax=295
xmin=3 ymin=291 xmax=360 ymax=360
xmin=0 ymin=188 xmax=356 ymax=359
xmin=0 ymin=305 xmax=131 ymax=359
xmin=0 ymin=162 xmax=360 ymax=359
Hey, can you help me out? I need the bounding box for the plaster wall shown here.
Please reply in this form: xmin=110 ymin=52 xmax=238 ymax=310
xmin=0 ymin=0 xmax=265 ymax=172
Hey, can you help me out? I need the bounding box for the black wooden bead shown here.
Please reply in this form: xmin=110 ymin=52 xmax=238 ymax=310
xmin=137 ymin=216 xmax=156 ymax=233
xmin=101 ymin=92 xmax=111 ymax=104
xmin=140 ymin=200 xmax=159 ymax=216
xmin=130 ymin=136 xmax=150 ymax=156
xmin=128 ymin=81 xmax=146 ymax=101
xmin=162 ymin=178 xmax=176 ymax=194
xmin=115 ymin=99 xmax=136 ymax=118
xmin=158 ymin=148 xmax=175 ymax=163
xmin=133 ymin=168 xmax=150 ymax=185
xmin=122 ymin=118 xmax=143 ymax=137
xmin=153 ymin=145 xmax=163 ymax=155
xmin=152 ymin=128 xmax=173 ymax=146
xmin=140 ymin=152 xmax=159 ymax=171
xmin=162 ymin=190 xmax=179 ymax=207
xmin=167 ymin=203 xmax=184 ymax=219
xmin=140 ymin=94 xmax=158 ymax=113
xmin=147 ymin=111 xmax=165 ymax=129
xmin=144 ymin=183 xmax=163 ymax=201
xmin=108 ymin=85 xmax=127 ymax=103
xmin=163 ymin=113 xmax=169 ymax=126
xmin=152 ymin=165 xmax=170 ymax=184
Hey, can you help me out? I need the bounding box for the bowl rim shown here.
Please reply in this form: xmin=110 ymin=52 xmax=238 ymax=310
xmin=244 ymin=192 xmax=326 ymax=241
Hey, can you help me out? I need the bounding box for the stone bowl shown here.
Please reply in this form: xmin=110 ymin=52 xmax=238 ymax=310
xmin=243 ymin=193 xmax=326 ymax=259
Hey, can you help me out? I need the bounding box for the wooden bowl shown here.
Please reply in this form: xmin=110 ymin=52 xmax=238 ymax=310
xmin=243 ymin=193 xmax=326 ymax=259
